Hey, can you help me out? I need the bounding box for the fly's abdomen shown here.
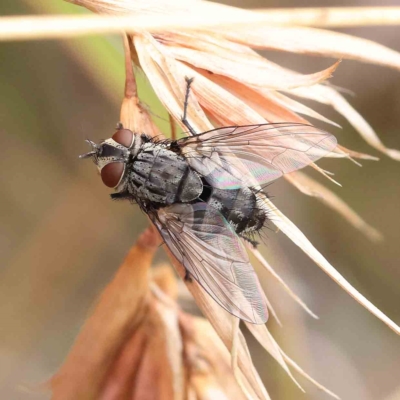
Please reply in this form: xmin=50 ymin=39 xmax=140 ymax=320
xmin=207 ymin=187 xmax=267 ymax=237
xmin=129 ymin=145 xmax=202 ymax=205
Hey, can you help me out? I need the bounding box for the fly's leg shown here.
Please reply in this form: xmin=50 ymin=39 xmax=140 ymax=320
xmin=110 ymin=191 xmax=131 ymax=200
xmin=182 ymin=77 xmax=198 ymax=136
xmin=239 ymin=233 xmax=259 ymax=248
xmin=184 ymin=268 xmax=193 ymax=282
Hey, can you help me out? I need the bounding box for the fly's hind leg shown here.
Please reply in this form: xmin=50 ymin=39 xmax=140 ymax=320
xmin=184 ymin=268 xmax=193 ymax=282
xmin=239 ymin=233 xmax=259 ymax=248
xmin=182 ymin=77 xmax=198 ymax=136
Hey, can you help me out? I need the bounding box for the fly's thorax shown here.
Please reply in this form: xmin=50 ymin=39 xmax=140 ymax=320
xmin=127 ymin=143 xmax=203 ymax=206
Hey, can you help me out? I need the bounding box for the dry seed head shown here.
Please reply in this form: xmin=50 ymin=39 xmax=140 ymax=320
xmin=50 ymin=227 xmax=254 ymax=399
xmin=41 ymin=1 xmax=400 ymax=398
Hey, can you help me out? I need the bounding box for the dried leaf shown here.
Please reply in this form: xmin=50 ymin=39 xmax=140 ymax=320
xmin=134 ymin=32 xmax=213 ymax=133
xmin=336 ymin=145 xmax=379 ymax=162
xmin=289 ymin=85 xmax=400 ymax=160
xmin=245 ymin=323 xmax=305 ymax=393
xmin=175 ymin=63 xmax=266 ymax=126
xmin=163 ymin=43 xmax=340 ymax=90
xmin=261 ymin=197 xmax=400 ymax=335
xmin=198 ymin=72 xmax=308 ymax=124
xmin=310 ymin=163 xmax=342 ymax=187
xmin=50 ymin=227 xmax=162 ymax=399
xmin=246 ymin=323 xmax=340 ymax=399
xmin=219 ymin=25 xmax=400 ymax=72
xmin=263 ymin=91 xmax=340 ymax=127
xmin=285 ymin=171 xmax=382 ymax=242
xmin=250 ymin=247 xmax=319 ymax=319
xmin=158 ymin=31 xmax=340 ymax=94
xmin=261 ymin=291 xmax=282 ymax=327
xmin=279 ymin=351 xmax=340 ymax=399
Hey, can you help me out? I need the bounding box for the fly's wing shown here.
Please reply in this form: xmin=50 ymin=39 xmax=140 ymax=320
xmin=177 ymin=123 xmax=337 ymax=189
xmin=151 ymin=203 xmax=268 ymax=324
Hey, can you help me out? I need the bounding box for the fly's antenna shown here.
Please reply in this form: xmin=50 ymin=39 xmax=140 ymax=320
xmin=79 ymin=139 xmax=99 ymax=159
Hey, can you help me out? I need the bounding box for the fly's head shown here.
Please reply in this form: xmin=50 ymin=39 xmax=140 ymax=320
xmin=80 ymin=127 xmax=140 ymax=190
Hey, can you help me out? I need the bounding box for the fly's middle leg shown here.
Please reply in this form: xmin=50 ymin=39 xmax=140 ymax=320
xmin=182 ymin=77 xmax=198 ymax=136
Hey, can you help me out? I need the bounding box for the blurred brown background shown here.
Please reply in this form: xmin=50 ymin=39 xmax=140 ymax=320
xmin=1 ymin=1 xmax=400 ymax=399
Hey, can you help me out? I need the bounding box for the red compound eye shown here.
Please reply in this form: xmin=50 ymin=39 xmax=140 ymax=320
xmin=101 ymin=163 xmax=125 ymax=188
xmin=112 ymin=128 xmax=134 ymax=148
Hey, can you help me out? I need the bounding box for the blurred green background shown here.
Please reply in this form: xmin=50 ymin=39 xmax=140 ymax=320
xmin=1 ymin=1 xmax=400 ymax=399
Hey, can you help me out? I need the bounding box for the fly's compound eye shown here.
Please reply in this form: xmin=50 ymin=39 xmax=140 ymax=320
xmin=112 ymin=128 xmax=134 ymax=148
xmin=101 ymin=162 xmax=125 ymax=188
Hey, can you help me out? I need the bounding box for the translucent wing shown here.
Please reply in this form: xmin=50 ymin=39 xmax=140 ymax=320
xmin=151 ymin=203 xmax=268 ymax=324
xmin=177 ymin=123 xmax=337 ymax=189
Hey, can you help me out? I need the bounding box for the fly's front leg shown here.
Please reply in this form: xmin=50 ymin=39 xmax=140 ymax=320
xmin=110 ymin=191 xmax=131 ymax=200
xmin=182 ymin=77 xmax=198 ymax=136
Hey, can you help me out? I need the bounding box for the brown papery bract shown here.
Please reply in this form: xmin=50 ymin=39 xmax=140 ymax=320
xmin=51 ymin=227 xmax=253 ymax=399
xmin=50 ymin=227 xmax=162 ymax=399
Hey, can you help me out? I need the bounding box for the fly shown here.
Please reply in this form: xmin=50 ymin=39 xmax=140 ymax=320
xmin=80 ymin=78 xmax=337 ymax=324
